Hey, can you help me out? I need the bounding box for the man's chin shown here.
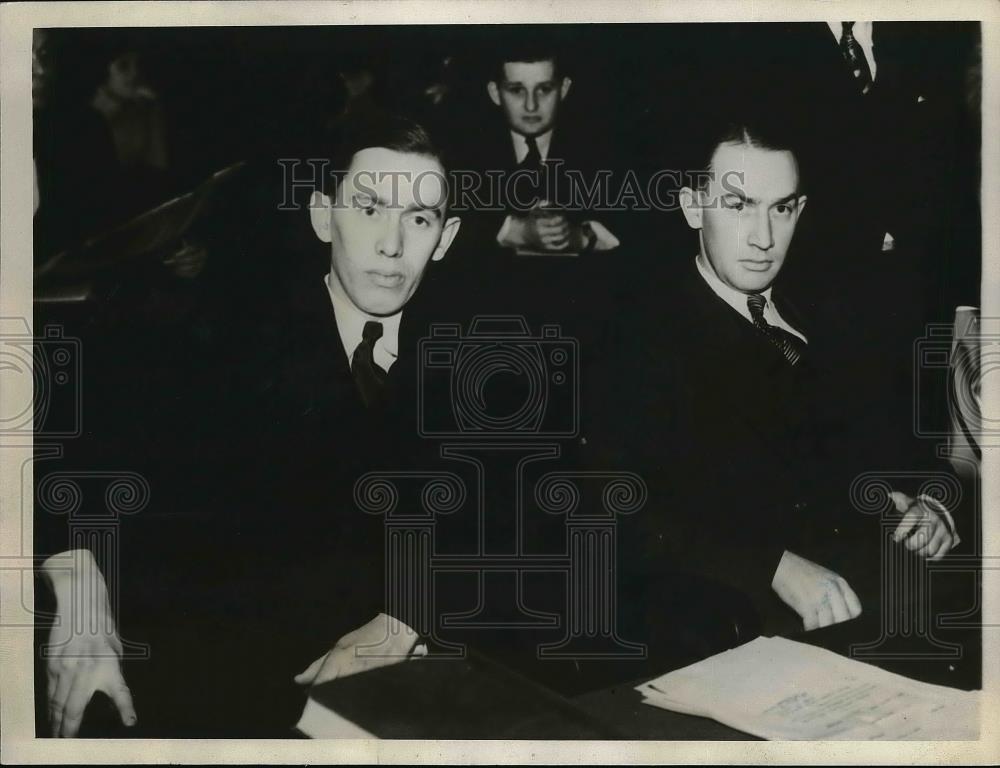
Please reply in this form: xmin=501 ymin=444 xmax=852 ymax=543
xmin=357 ymin=294 xmax=407 ymax=318
xmin=735 ymin=268 xmax=778 ymax=293
xmin=516 ymin=120 xmax=549 ymax=136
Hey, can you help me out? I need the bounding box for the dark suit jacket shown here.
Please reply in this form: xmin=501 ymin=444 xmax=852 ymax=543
xmin=582 ymin=258 xmax=927 ymax=635
xmin=740 ymin=22 xmax=981 ymax=319
xmin=111 ymin=262 xmax=444 ymax=736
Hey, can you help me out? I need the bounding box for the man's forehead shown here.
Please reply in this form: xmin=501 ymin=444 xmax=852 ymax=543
xmin=343 ymin=147 xmax=448 ymax=207
xmin=709 ymin=142 xmax=800 ymax=198
xmin=501 ymin=60 xmax=557 ymax=82
xmin=347 ymin=147 xmax=444 ymax=178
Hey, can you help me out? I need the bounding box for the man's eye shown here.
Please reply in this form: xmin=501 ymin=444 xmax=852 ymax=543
xmin=536 ymin=85 xmax=555 ymax=96
xmin=774 ymin=204 xmax=793 ymax=215
xmin=723 ymin=199 xmax=744 ymax=211
xmin=409 ymin=214 xmax=431 ymax=228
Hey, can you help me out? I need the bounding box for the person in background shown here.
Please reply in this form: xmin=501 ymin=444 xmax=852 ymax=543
xmin=453 ymin=40 xmax=620 ymax=257
xmin=90 ymin=35 xmax=170 ymax=214
xmin=32 ymin=28 xmax=120 ymax=263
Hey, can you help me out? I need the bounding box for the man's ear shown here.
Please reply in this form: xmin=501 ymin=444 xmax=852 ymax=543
xmin=487 ymin=80 xmax=501 ymax=107
xmin=309 ymin=190 xmax=333 ymax=243
xmin=796 ymin=194 xmax=808 ymax=219
xmin=431 ymin=216 xmax=461 ymax=262
xmin=679 ymin=187 xmax=703 ymax=230
xmin=559 ymin=76 xmax=572 ymax=100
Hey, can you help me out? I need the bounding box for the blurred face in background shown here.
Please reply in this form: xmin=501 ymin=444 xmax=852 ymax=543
xmin=107 ymin=51 xmax=142 ymax=98
xmin=32 ymin=29 xmax=52 ymax=109
xmin=488 ymin=60 xmax=571 ymax=137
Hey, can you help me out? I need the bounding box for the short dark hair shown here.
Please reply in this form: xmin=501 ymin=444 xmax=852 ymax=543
xmin=488 ymin=38 xmax=566 ymax=83
xmin=321 ymin=111 xmax=452 ymax=213
xmin=328 ymin=111 xmax=447 ymax=175
xmin=687 ymin=90 xmax=808 ymax=191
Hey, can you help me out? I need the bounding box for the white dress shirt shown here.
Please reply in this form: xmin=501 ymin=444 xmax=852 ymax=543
xmin=695 ymin=254 xmax=808 ymax=344
xmin=324 ymin=273 xmax=401 ymax=372
xmin=826 ymin=21 xmax=877 ymax=82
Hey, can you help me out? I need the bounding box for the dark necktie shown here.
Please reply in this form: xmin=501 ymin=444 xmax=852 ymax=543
xmin=352 ymin=321 xmax=387 ymax=407
xmin=519 ymin=135 xmax=542 ymax=173
xmin=839 ymin=21 xmax=873 ymax=95
xmin=746 ymin=293 xmax=804 ymax=366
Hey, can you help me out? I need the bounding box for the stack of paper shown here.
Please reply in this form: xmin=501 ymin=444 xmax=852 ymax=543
xmin=296 ymin=697 xmax=376 ymax=739
xmin=637 ymin=636 xmax=979 ymax=740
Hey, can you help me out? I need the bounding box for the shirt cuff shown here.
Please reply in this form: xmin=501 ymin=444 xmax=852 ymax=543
xmin=496 ymin=215 xmax=514 ymax=245
xmin=582 ymin=220 xmax=620 ymax=251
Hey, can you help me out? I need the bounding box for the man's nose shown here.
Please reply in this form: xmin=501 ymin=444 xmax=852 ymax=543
xmin=748 ymin=208 xmax=774 ymax=250
xmin=376 ymin=215 xmax=403 ymax=258
xmin=524 ymin=90 xmax=538 ymax=112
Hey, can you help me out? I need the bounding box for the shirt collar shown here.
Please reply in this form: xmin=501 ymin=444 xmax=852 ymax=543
xmin=694 ymin=254 xmax=808 ymax=344
xmin=511 ymin=129 xmax=553 ymax=163
xmin=826 ymin=20 xmax=873 ymax=40
xmin=324 ymin=272 xmax=402 ymax=364
xmin=695 ymin=252 xmax=773 ymax=317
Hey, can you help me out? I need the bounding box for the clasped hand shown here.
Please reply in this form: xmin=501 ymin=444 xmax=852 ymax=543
xmin=510 ymin=201 xmax=588 ymax=252
xmin=889 ymin=491 xmax=958 ymax=560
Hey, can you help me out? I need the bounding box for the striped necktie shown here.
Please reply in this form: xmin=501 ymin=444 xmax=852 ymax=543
xmin=746 ymin=293 xmax=804 ymax=366
xmin=839 ymin=21 xmax=873 ymax=95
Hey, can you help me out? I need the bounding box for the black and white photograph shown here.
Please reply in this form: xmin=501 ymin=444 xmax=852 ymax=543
xmin=0 ymin=0 xmax=997 ymax=762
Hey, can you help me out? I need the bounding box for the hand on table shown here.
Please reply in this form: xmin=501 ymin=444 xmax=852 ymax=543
xmin=771 ymin=550 xmax=862 ymax=631
xmin=42 ymin=551 xmax=137 ymax=737
xmin=294 ymin=613 xmax=424 ymax=688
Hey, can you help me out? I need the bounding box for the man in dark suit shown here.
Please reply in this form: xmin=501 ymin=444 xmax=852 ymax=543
xmin=191 ymin=112 xmax=465 ymax=730
xmin=38 ymin=113 xmax=463 ymax=737
xmin=588 ymin=105 xmax=959 ymax=638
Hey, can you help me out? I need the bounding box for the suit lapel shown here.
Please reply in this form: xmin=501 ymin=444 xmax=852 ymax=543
xmin=676 ymin=264 xmax=789 ymax=369
xmin=283 ymin=270 xmax=362 ymax=418
xmin=672 ymin=263 xmax=818 ymax=462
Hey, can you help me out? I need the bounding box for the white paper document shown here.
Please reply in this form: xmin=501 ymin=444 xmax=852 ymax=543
xmin=295 ymin=696 xmax=376 ymax=739
xmin=637 ymin=636 xmax=980 ymax=740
